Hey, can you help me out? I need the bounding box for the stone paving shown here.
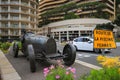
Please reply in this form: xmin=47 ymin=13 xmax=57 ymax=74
xmin=0 ymin=50 xmax=21 ymax=80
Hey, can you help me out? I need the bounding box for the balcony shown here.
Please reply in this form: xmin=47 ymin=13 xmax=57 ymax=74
xmin=21 ymin=18 xmax=28 ymax=21
xmin=1 ymin=18 xmax=8 ymax=20
xmin=1 ymin=25 xmax=8 ymax=28
xmin=10 ymin=10 xmax=19 ymax=13
xmin=1 ymin=10 xmax=8 ymax=12
xmin=21 ymin=2 xmax=29 ymax=7
xmin=10 ymin=1 xmax=19 ymax=4
xmin=21 ymin=10 xmax=29 ymax=13
xmin=10 ymin=17 xmax=19 ymax=20
xmin=1 ymin=2 xmax=9 ymax=4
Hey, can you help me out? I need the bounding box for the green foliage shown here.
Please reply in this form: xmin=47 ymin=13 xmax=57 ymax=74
xmin=36 ymin=0 xmax=39 ymax=3
xmin=116 ymin=0 xmax=120 ymax=7
xmin=115 ymin=38 xmax=120 ymax=42
xmin=12 ymin=41 xmax=22 ymax=50
xmin=78 ymin=2 xmax=98 ymax=8
xmin=96 ymin=23 xmax=114 ymax=31
xmin=39 ymin=1 xmax=109 ymax=27
xmin=64 ymin=12 xmax=79 ymax=20
xmin=114 ymin=14 xmax=120 ymax=26
xmin=79 ymin=68 xmax=120 ymax=80
xmin=0 ymin=42 xmax=12 ymax=53
xmin=44 ymin=60 xmax=76 ymax=80
xmin=17 ymin=41 xmax=22 ymax=50
xmin=39 ymin=2 xmax=77 ymax=26
xmin=94 ymin=12 xmax=110 ymax=19
xmin=0 ymin=42 xmax=2 ymax=48
xmin=45 ymin=66 xmax=74 ymax=80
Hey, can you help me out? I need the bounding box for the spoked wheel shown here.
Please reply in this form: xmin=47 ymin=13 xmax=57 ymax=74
xmin=13 ymin=42 xmax=19 ymax=58
xmin=94 ymin=48 xmax=101 ymax=53
xmin=63 ymin=44 xmax=76 ymax=66
xmin=28 ymin=44 xmax=36 ymax=72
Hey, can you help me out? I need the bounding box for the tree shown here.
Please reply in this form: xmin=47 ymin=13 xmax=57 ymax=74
xmin=116 ymin=0 xmax=120 ymax=7
xmin=77 ymin=2 xmax=108 ymax=19
xmin=39 ymin=2 xmax=78 ymax=27
xmin=114 ymin=14 xmax=120 ymax=26
xmin=64 ymin=12 xmax=79 ymax=20
xmin=96 ymin=23 xmax=114 ymax=31
xmin=36 ymin=0 xmax=39 ymax=3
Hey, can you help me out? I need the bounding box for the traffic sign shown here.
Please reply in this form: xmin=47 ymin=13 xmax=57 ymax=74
xmin=94 ymin=29 xmax=116 ymax=49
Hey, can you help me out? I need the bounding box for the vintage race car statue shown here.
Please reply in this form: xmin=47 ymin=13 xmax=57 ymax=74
xmin=13 ymin=30 xmax=76 ymax=72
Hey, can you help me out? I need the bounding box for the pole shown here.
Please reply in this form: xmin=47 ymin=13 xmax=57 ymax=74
xmin=101 ymin=49 xmax=105 ymax=56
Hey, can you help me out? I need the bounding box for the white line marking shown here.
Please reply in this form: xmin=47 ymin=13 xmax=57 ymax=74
xmin=75 ymin=60 xmax=102 ymax=70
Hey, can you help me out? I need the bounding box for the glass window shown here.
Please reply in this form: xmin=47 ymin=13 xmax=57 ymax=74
xmin=78 ymin=38 xmax=83 ymax=42
xmin=83 ymin=38 xmax=90 ymax=42
xmin=11 ymin=22 xmax=19 ymax=27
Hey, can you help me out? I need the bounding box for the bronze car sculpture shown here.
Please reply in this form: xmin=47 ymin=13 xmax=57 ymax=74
xmin=13 ymin=30 xmax=76 ymax=72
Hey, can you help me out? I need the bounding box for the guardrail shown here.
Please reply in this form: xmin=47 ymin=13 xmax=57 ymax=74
xmin=0 ymin=50 xmax=21 ymax=80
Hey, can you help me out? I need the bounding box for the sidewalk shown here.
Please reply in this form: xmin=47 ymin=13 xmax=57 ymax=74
xmin=0 ymin=50 xmax=21 ymax=80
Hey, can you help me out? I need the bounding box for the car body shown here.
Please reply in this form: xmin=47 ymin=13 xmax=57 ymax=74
xmin=72 ymin=36 xmax=111 ymax=53
xmin=13 ymin=30 xmax=76 ymax=72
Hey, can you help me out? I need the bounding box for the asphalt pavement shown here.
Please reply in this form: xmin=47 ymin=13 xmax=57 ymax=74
xmin=5 ymin=42 xmax=120 ymax=80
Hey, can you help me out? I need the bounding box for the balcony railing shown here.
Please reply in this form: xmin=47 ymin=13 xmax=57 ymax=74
xmin=10 ymin=10 xmax=20 ymax=12
xmin=1 ymin=2 xmax=9 ymax=4
xmin=1 ymin=18 xmax=8 ymax=20
xmin=21 ymin=18 xmax=28 ymax=21
xmin=1 ymin=26 xmax=8 ymax=28
xmin=21 ymin=2 xmax=29 ymax=7
xmin=21 ymin=11 xmax=29 ymax=13
xmin=10 ymin=2 xmax=19 ymax=4
xmin=10 ymin=17 xmax=19 ymax=20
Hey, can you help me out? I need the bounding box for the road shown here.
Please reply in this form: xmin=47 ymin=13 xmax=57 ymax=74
xmin=76 ymin=43 xmax=120 ymax=67
xmin=57 ymin=42 xmax=120 ymax=67
xmin=5 ymin=42 xmax=120 ymax=80
xmin=6 ymin=45 xmax=92 ymax=80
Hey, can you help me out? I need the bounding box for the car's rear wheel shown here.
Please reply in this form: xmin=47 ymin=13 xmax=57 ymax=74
xmin=13 ymin=42 xmax=19 ymax=58
xmin=28 ymin=44 xmax=36 ymax=72
xmin=94 ymin=48 xmax=101 ymax=53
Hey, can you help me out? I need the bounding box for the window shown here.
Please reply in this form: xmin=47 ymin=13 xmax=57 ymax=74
xmin=11 ymin=22 xmax=19 ymax=27
xmin=83 ymin=38 xmax=90 ymax=42
xmin=2 ymin=22 xmax=8 ymax=27
xmin=74 ymin=38 xmax=83 ymax=42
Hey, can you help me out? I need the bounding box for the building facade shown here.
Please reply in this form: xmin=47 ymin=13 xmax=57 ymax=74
xmin=38 ymin=18 xmax=111 ymax=42
xmin=38 ymin=0 xmax=116 ymax=25
xmin=0 ymin=0 xmax=38 ymax=41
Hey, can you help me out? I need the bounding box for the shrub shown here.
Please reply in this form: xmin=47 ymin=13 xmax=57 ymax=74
xmin=12 ymin=41 xmax=22 ymax=50
xmin=79 ymin=67 xmax=120 ymax=80
xmin=97 ymin=55 xmax=120 ymax=68
xmin=0 ymin=42 xmax=12 ymax=53
xmin=43 ymin=60 xmax=76 ymax=80
xmin=17 ymin=41 xmax=22 ymax=50
xmin=79 ymin=56 xmax=120 ymax=80
xmin=0 ymin=42 xmax=2 ymax=48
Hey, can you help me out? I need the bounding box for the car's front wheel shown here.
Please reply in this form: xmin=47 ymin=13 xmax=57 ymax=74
xmin=74 ymin=46 xmax=78 ymax=51
xmin=94 ymin=48 xmax=101 ymax=53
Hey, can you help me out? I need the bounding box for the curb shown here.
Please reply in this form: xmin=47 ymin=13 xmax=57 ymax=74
xmin=0 ymin=50 xmax=21 ymax=80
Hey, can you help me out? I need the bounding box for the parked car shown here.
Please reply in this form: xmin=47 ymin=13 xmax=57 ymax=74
xmin=72 ymin=36 xmax=111 ymax=53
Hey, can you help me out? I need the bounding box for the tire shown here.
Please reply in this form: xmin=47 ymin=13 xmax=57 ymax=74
xmin=74 ymin=46 xmax=78 ymax=51
xmin=94 ymin=48 xmax=101 ymax=53
xmin=63 ymin=44 xmax=76 ymax=66
xmin=28 ymin=44 xmax=36 ymax=72
xmin=13 ymin=42 xmax=19 ymax=58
